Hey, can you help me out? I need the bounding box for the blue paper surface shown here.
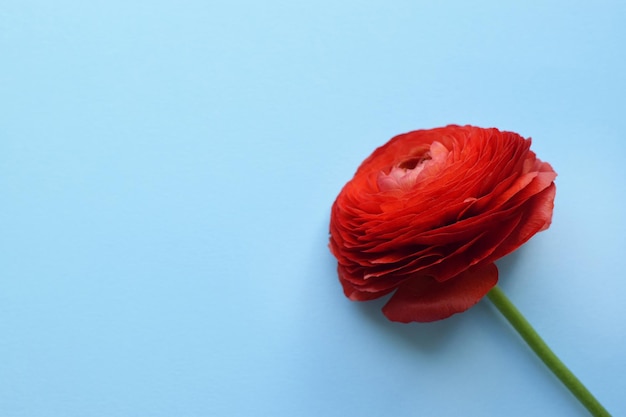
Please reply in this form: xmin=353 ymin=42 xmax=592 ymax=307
xmin=1 ymin=1 xmax=625 ymax=416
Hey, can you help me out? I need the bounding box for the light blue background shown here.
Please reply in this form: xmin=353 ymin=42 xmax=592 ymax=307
xmin=1 ymin=1 xmax=625 ymax=416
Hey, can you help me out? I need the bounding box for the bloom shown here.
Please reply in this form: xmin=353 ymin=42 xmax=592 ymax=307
xmin=329 ymin=125 xmax=556 ymax=323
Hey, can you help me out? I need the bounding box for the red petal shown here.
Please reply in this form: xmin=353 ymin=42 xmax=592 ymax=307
xmin=381 ymin=263 xmax=498 ymax=323
xmin=339 ymin=268 xmax=395 ymax=301
xmin=488 ymin=183 xmax=556 ymax=260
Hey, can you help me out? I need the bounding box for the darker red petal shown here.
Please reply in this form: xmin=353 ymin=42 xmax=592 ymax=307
xmin=381 ymin=263 xmax=498 ymax=323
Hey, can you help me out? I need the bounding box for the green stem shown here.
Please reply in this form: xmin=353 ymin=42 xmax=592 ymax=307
xmin=487 ymin=285 xmax=611 ymax=417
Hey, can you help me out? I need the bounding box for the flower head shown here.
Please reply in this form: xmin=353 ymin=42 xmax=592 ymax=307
xmin=329 ymin=125 xmax=556 ymax=322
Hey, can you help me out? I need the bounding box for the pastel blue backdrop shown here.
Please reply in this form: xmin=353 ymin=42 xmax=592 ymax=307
xmin=1 ymin=1 xmax=624 ymax=416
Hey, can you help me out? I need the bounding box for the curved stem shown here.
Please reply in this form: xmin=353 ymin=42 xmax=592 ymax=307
xmin=487 ymin=285 xmax=611 ymax=417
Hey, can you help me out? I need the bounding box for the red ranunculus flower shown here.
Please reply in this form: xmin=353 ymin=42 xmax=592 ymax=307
xmin=329 ymin=125 xmax=557 ymax=323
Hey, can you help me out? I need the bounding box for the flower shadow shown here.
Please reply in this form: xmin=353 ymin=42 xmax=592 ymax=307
xmin=353 ymin=296 xmax=465 ymax=354
xmin=494 ymin=248 xmax=525 ymax=285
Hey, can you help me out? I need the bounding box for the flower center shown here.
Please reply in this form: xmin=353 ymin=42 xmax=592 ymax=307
xmin=377 ymin=141 xmax=449 ymax=192
xmin=398 ymin=154 xmax=432 ymax=170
